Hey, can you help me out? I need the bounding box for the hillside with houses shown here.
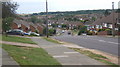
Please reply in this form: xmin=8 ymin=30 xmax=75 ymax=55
xmin=1 ymin=1 xmax=120 ymax=66
xmin=12 ymin=9 xmax=119 ymax=36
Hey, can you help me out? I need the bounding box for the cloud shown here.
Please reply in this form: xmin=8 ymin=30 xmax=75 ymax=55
xmin=13 ymin=0 xmax=120 ymax=14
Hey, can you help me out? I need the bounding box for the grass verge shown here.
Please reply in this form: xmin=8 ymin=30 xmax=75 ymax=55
xmin=42 ymin=37 xmax=62 ymax=44
xmin=1 ymin=35 xmax=37 ymax=44
xmin=2 ymin=44 xmax=61 ymax=66
xmin=71 ymin=48 xmax=119 ymax=67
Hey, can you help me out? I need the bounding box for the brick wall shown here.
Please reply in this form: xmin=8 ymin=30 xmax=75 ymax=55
xmin=37 ymin=26 xmax=43 ymax=34
xmin=98 ymin=31 xmax=108 ymax=35
xmin=30 ymin=25 xmax=36 ymax=32
xmin=11 ymin=23 xmax=18 ymax=29
xmin=21 ymin=24 xmax=28 ymax=32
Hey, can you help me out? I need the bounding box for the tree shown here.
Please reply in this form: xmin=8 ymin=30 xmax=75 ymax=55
xmin=2 ymin=2 xmax=19 ymax=18
xmin=116 ymin=9 xmax=120 ymax=13
xmin=2 ymin=1 xmax=18 ymax=36
xmin=2 ymin=17 xmax=14 ymax=34
xmin=29 ymin=16 xmax=37 ymax=23
xmin=104 ymin=10 xmax=110 ymax=17
xmin=91 ymin=17 xmax=96 ymax=21
xmin=28 ymin=16 xmax=42 ymax=23
xmin=61 ymin=24 xmax=67 ymax=28
xmin=78 ymin=26 xmax=87 ymax=35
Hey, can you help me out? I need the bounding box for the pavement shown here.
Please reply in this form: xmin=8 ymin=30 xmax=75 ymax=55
xmin=31 ymin=37 xmax=106 ymax=65
xmin=0 ymin=48 xmax=20 ymax=67
xmin=52 ymin=35 xmax=119 ymax=56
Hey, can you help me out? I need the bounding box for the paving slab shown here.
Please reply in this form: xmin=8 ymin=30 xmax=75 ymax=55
xmin=31 ymin=37 xmax=106 ymax=65
xmin=0 ymin=48 xmax=20 ymax=67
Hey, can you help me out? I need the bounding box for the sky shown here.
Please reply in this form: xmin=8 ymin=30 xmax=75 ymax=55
xmin=12 ymin=0 xmax=120 ymax=14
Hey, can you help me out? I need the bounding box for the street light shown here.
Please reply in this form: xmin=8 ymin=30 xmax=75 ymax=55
xmin=46 ymin=0 xmax=48 ymax=37
xmin=112 ymin=2 xmax=115 ymax=37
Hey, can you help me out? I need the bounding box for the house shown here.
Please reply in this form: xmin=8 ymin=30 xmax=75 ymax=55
xmin=48 ymin=19 xmax=84 ymax=30
xmin=64 ymin=21 xmax=84 ymax=30
xmin=12 ymin=19 xmax=30 ymax=32
xmin=36 ymin=23 xmax=44 ymax=34
xmin=11 ymin=19 xmax=44 ymax=34
xmin=87 ymin=12 xmax=120 ymax=35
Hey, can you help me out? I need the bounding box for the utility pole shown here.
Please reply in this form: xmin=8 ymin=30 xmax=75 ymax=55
xmin=46 ymin=0 xmax=49 ymax=38
xmin=112 ymin=2 xmax=115 ymax=37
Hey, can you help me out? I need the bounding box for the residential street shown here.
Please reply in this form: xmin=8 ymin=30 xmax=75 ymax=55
xmin=52 ymin=34 xmax=119 ymax=56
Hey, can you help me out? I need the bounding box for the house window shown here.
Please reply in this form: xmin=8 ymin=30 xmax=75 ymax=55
xmin=18 ymin=24 xmax=21 ymax=28
xmin=92 ymin=26 xmax=94 ymax=28
xmin=100 ymin=25 xmax=102 ymax=29
xmin=103 ymin=23 xmax=107 ymax=27
xmin=108 ymin=24 xmax=112 ymax=28
xmin=96 ymin=25 xmax=99 ymax=29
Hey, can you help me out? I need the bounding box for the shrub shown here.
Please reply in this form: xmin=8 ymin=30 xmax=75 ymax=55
xmin=87 ymin=31 xmax=92 ymax=35
xmin=105 ymin=29 xmax=111 ymax=31
xmin=98 ymin=29 xmax=105 ymax=32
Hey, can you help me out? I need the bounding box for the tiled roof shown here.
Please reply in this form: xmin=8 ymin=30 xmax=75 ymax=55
xmin=92 ymin=12 xmax=119 ymax=25
xmin=13 ymin=19 xmax=43 ymax=29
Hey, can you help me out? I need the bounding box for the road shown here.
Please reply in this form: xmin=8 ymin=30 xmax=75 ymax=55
xmin=52 ymin=34 xmax=119 ymax=56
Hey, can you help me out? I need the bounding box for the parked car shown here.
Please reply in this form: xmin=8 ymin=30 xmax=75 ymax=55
xmin=24 ymin=32 xmax=31 ymax=35
xmin=68 ymin=32 xmax=71 ymax=35
xmin=30 ymin=32 xmax=40 ymax=36
xmin=81 ymin=33 xmax=87 ymax=36
xmin=7 ymin=29 xmax=24 ymax=36
xmin=62 ymin=30 xmax=65 ymax=33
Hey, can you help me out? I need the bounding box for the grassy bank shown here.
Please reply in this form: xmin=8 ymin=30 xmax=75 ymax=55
xmin=2 ymin=44 xmax=61 ymax=66
xmin=71 ymin=48 xmax=119 ymax=67
xmin=2 ymin=35 xmax=37 ymax=44
xmin=43 ymin=37 xmax=62 ymax=44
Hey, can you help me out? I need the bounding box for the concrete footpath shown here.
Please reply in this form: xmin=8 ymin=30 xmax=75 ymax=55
xmin=0 ymin=48 xmax=20 ymax=67
xmin=31 ymin=37 xmax=106 ymax=65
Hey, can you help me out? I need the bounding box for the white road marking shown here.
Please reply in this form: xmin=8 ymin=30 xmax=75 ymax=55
xmin=64 ymin=52 xmax=79 ymax=54
xmin=53 ymin=55 xmax=68 ymax=58
xmin=98 ymin=40 xmax=106 ymax=42
xmin=107 ymin=42 xmax=118 ymax=44
xmin=98 ymin=40 xmax=118 ymax=44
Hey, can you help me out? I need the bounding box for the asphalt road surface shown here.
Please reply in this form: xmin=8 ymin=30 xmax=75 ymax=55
xmin=52 ymin=34 xmax=119 ymax=56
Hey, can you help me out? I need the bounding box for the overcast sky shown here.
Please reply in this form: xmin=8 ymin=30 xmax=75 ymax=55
xmin=12 ymin=0 xmax=120 ymax=14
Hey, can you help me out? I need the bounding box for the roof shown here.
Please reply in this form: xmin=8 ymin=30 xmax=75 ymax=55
xmin=13 ymin=19 xmax=30 ymax=27
xmin=92 ymin=12 xmax=119 ymax=25
xmin=13 ymin=19 xmax=43 ymax=29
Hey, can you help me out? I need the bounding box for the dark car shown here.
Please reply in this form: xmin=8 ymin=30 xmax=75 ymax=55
xmin=7 ymin=29 xmax=24 ymax=36
xmin=68 ymin=32 xmax=71 ymax=35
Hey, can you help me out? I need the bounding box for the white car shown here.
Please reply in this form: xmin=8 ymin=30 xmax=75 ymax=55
xmin=30 ymin=32 xmax=40 ymax=36
xmin=62 ymin=30 xmax=65 ymax=33
xmin=82 ymin=33 xmax=87 ymax=36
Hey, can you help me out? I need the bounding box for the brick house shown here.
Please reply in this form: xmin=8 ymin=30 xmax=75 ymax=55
xmin=87 ymin=12 xmax=120 ymax=35
xmin=11 ymin=19 xmax=43 ymax=33
xmin=36 ymin=24 xmax=43 ymax=34
xmin=48 ymin=20 xmax=84 ymax=30
xmin=12 ymin=19 xmax=30 ymax=32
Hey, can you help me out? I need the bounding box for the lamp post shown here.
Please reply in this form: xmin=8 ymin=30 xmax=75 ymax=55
xmin=46 ymin=0 xmax=49 ymax=38
xmin=112 ymin=2 xmax=115 ymax=37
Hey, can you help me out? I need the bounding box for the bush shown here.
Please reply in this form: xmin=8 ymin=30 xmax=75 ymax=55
xmin=105 ymin=29 xmax=111 ymax=31
xmin=43 ymin=28 xmax=56 ymax=36
xmin=78 ymin=31 xmax=82 ymax=35
xmin=107 ymin=30 xmax=112 ymax=35
xmin=98 ymin=29 xmax=104 ymax=32
xmin=87 ymin=31 xmax=92 ymax=35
